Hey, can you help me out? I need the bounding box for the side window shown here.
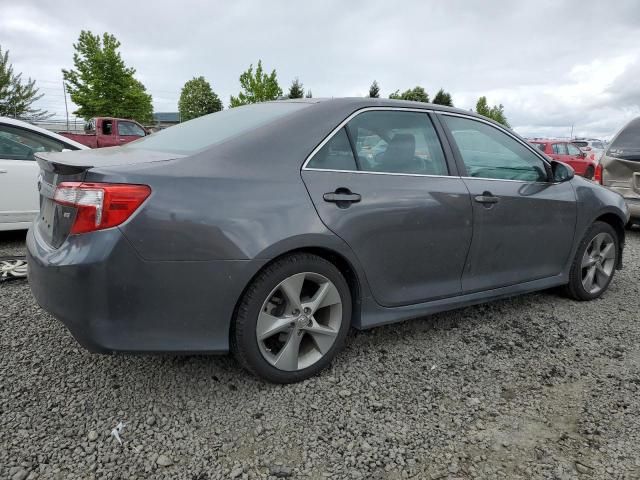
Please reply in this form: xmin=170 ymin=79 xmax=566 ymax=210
xmin=442 ymin=115 xmax=547 ymax=182
xmin=552 ymin=143 xmax=568 ymax=155
xmin=118 ymin=121 xmax=146 ymax=137
xmin=567 ymin=143 xmax=581 ymax=156
xmin=0 ymin=125 xmax=66 ymax=161
xmin=346 ymin=111 xmax=448 ymax=175
xmin=307 ymin=128 xmax=358 ymax=171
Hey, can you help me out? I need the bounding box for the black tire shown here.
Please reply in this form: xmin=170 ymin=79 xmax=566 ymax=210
xmin=584 ymin=165 xmax=595 ymax=180
xmin=231 ymin=253 xmax=352 ymax=383
xmin=562 ymin=221 xmax=619 ymax=301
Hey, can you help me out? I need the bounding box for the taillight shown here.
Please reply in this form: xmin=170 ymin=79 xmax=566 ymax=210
xmin=53 ymin=182 xmax=151 ymax=234
xmin=594 ymin=163 xmax=603 ymax=184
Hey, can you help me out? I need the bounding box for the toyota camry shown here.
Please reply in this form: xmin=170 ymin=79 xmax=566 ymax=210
xmin=27 ymin=98 xmax=629 ymax=383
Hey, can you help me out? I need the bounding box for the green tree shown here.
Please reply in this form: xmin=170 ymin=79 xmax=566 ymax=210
xmin=432 ymin=88 xmax=453 ymax=107
xmin=369 ymin=80 xmax=380 ymax=98
xmin=287 ymin=77 xmax=304 ymax=99
xmin=0 ymin=45 xmax=49 ymax=120
xmin=178 ymin=76 xmax=222 ymax=121
xmin=229 ymin=60 xmax=282 ymax=107
xmin=389 ymin=86 xmax=429 ymax=103
xmin=62 ymin=31 xmax=153 ymax=123
xmin=475 ymin=96 xmax=510 ymax=127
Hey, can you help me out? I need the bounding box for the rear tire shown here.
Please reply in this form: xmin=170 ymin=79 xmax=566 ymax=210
xmin=231 ymin=253 xmax=352 ymax=383
xmin=562 ymin=221 xmax=619 ymax=301
xmin=584 ymin=165 xmax=595 ymax=180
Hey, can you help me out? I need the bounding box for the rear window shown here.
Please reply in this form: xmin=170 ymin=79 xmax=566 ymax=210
xmin=608 ymin=117 xmax=640 ymax=160
xmin=573 ymin=141 xmax=588 ymax=148
xmin=531 ymin=142 xmax=546 ymax=152
xmin=126 ymin=102 xmax=311 ymax=154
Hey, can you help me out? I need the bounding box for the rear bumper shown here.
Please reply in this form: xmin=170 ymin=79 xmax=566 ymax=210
xmin=626 ymin=198 xmax=640 ymax=221
xmin=27 ymin=227 xmax=265 ymax=354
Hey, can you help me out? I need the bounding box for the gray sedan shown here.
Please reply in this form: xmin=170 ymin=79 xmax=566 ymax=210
xmin=27 ymin=98 xmax=629 ymax=383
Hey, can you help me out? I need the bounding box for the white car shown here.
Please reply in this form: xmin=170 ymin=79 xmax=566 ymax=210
xmin=0 ymin=117 xmax=88 ymax=231
xmin=572 ymin=138 xmax=606 ymax=162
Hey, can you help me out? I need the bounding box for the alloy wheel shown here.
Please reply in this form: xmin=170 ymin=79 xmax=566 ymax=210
xmin=581 ymin=232 xmax=616 ymax=294
xmin=256 ymin=272 xmax=343 ymax=371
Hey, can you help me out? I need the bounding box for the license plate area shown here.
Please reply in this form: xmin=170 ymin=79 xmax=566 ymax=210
xmin=37 ymin=181 xmax=77 ymax=248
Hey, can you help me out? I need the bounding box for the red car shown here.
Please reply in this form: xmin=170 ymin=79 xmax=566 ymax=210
xmin=529 ymin=139 xmax=597 ymax=179
xmin=59 ymin=117 xmax=148 ymax=148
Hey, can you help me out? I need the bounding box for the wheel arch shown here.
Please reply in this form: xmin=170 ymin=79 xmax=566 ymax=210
xmin=230 ymin=245 xmax=366 ymax=346
xmin=594 ymin=211 xmax=626 ymax=268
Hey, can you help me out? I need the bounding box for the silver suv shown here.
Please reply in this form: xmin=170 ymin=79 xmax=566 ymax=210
xmin=599 ymin=118 xmax=640 ymax=225
xmin=573 ymin=138 xmax=606 ymax=162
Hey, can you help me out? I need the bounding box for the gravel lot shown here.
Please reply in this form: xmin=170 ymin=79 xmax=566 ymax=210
xmin=1 ymin=228 xmax=639 ymax=480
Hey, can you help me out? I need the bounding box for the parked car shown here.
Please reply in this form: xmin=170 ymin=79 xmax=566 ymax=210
xmin=529 ymin=139 xmax=598 ymax=179
xmin=59 ymin=117 xmax=148 ymax=148
xmin=573 ymin=138 xmax=606 ymax=162
xmin=27 ymin=99 xmax=629 ymax=383
xmin=598 ymin=117 xmax=640 ymax=226
xmin=0 ymin=117 xmax=88 ymax=231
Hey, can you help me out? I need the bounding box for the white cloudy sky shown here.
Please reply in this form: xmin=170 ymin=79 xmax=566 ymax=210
xmin=2 ymin=0 xmax=640 ymax=139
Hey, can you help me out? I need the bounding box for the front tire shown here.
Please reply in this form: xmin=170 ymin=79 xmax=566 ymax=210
xmin=231 ymin=253 xmax=352 ymax=383
xmin=562 ymin=221 xmax=619 ymax=301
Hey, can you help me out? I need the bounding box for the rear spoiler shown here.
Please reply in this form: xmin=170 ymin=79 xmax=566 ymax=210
xmin=35 ymin=151 xmax=93 ymax=176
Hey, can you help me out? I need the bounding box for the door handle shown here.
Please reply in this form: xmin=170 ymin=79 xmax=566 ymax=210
xmin=474 ymin=192 xmax=499 ymax=204
xmin=323 ymin=189 xmax=361 ymax=207
xmin=0 ymin=169 xmax=7 ymax=174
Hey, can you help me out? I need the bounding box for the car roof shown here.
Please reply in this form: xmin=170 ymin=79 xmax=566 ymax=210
xmin=277 ymin=97 xmax=502 ymax=122
xmin=0 ymin=116 xmax=89 ymax=150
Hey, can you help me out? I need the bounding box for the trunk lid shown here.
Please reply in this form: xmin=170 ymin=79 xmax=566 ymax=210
xmin=34 ymin=148 xmax=182 ymax=248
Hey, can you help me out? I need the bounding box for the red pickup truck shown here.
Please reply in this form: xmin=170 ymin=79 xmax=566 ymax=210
xmin=59 ymin=117 xmax=148 ymax=148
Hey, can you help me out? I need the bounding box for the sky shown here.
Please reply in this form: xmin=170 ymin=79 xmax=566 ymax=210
xmin=1 ymin=0 xmax=640 ymax=139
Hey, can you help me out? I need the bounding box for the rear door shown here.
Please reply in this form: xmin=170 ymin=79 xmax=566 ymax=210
xmin=438 ymin=114 xmax=576 ymax=293
xmin=302 ymin=109 xmax=473 ymax=307
xmin=117 ymin=120 xmax=147 ymax=145
xmin=0 ymin=123 xmax=68 ymax=226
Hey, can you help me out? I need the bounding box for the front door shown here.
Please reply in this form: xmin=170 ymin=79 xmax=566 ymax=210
xmin=302 ymin=109 xmax=473 ymax=307
xmin=439 ymin=114 xmax=576 ymax=293
xmin=117 ymin=120 xmax=147 ymax=145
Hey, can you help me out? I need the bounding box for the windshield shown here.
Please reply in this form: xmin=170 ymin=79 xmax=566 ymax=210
xmin=607 ymin=117 xmax=640 ymax=161
xmin=126 ymin=102 xmax=311 ymax=154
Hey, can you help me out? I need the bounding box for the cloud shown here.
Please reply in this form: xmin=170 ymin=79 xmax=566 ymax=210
xmin=1 ymin=0 xmax=639 ymax=138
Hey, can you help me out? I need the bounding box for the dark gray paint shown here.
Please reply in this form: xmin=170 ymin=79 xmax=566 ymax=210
xmin=302 ymin=170 xmax=473 ymax=306
xmin=28 ymin=98 xmax=630 ymax=354
xmin=459 ymin=177 xmax=576 ymax=292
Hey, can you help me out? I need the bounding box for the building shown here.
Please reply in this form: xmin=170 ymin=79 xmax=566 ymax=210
xmin=151 ymin=112 xmax=180 ymax=130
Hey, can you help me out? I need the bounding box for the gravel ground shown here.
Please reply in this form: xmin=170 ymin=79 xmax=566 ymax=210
xmin=1 ymin=228 xmax=639 ymax=480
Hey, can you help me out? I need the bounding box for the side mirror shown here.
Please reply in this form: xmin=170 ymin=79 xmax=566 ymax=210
xmin=579 ymin=151 xmax=587 ymax=158
xmin=551 ymin=160 xmax=575 ymax=182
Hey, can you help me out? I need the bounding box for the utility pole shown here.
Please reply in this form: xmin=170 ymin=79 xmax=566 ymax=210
xmin=62 ymin=80 xmax=70 ymax=131
xmin=570 ymin=124 xmax=574 ymax=140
